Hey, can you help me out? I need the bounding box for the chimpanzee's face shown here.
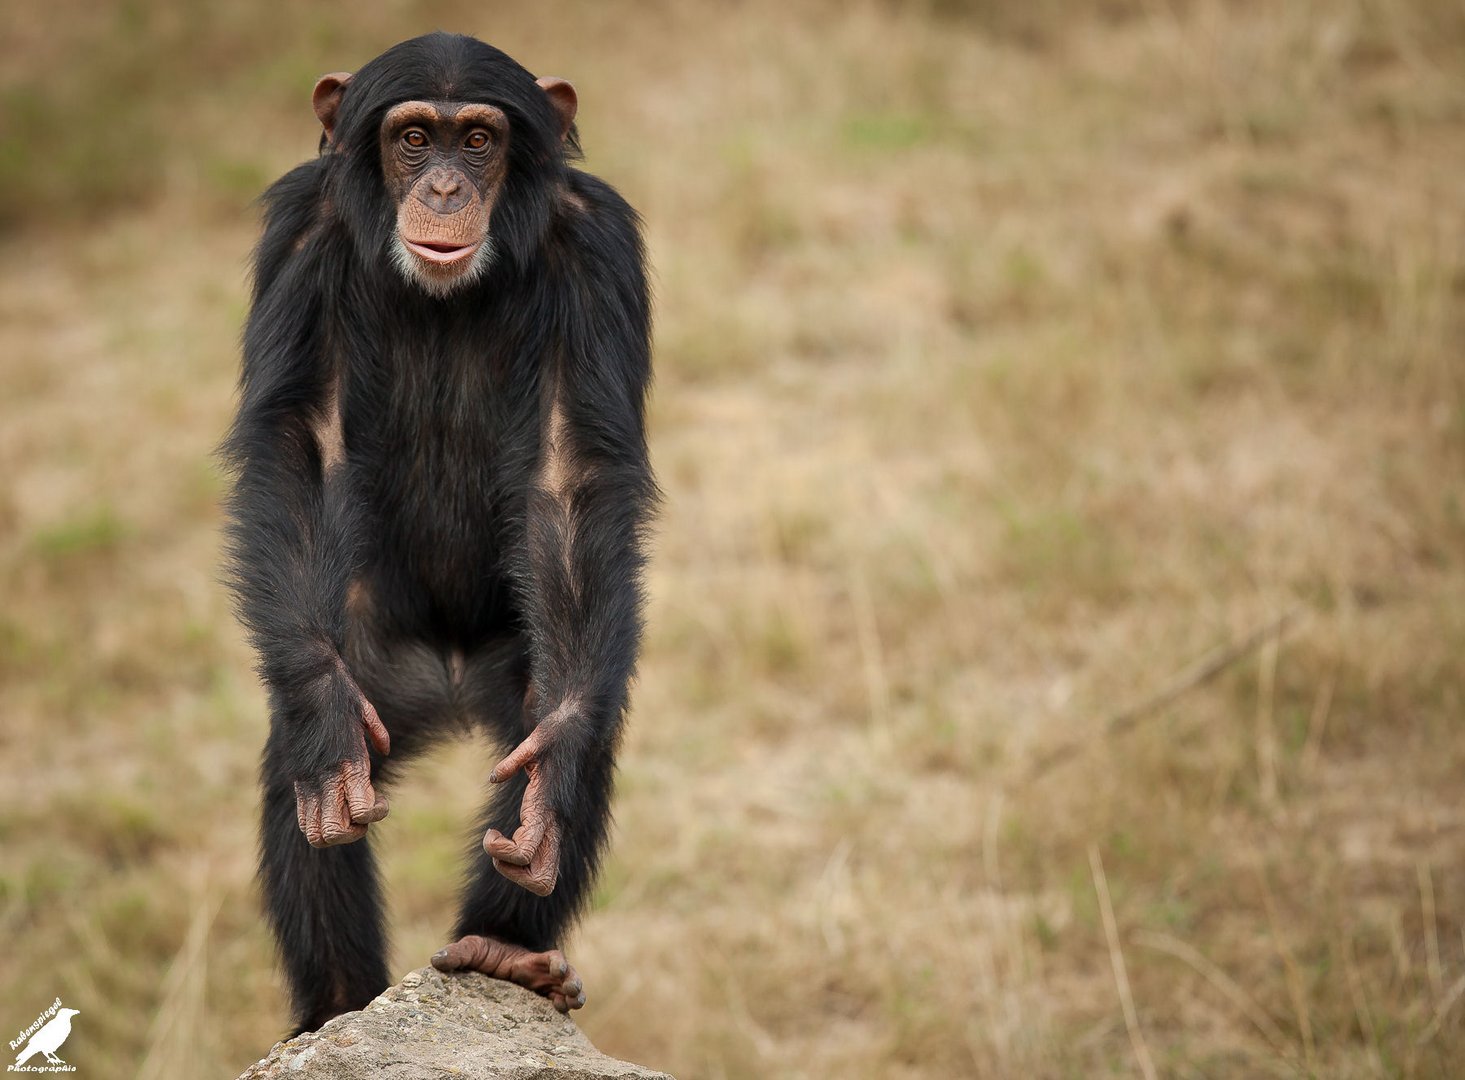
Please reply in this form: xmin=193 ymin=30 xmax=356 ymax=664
xmin=378 ymin=101 xmax=509 ymax=296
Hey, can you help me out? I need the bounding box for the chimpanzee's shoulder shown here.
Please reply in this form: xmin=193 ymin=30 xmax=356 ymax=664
xmin=557 ymin=170 xmax=643 ymax=250
xmin=261 ymin=159 xmax=328 ymax=223
xmin=251 ymin=159 xmax=333 ymax=303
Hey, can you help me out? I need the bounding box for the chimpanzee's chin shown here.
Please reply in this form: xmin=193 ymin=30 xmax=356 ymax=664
xmin=392 ymin=236 xmax=495 ymax=297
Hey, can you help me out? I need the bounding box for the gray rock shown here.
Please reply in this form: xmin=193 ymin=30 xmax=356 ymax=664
xmin=236 ymin=967 xmax=672 ymax=1079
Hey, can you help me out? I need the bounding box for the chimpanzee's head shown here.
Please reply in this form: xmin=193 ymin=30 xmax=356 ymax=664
xmin=313 ymin=33 xmax=578 ymax=296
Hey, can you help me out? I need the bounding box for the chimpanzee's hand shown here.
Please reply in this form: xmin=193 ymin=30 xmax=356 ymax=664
xmin=293 ymin=667 xmax=391 ymax=848
xmin=483 ymin=704 xmax=575 ymax=895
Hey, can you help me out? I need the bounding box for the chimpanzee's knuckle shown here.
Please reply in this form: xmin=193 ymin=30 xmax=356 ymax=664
xmin=321 ymin=823 xmax=362 ymax=845
xmin=350 ymin=798 xmax=385 ymax=824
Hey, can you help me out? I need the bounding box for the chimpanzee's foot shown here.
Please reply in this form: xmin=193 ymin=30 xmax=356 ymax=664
xmin=431 ymin=934 xmax=585 ymax=1013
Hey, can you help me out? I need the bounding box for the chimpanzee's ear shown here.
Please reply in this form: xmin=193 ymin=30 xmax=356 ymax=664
xmin=535 ymin=77 xmax=577 ymax=142
xmin=312 ymin=73 xmax=354 ymax=144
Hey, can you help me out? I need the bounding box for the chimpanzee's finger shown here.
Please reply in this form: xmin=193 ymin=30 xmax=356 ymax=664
xmin=303 ymin=810 xmax=324 ymax=847
xmin=319 ymin=784 xmax=364 ymax=845
xmin=492 ymin=818 xmax=560 ymax=895
xmin=323 ymin=821 xmax=368 ymax=845
xmin=484 ymin=817 xmax=545 ymax=866
xmin=488 ymin=726 xmax=548 ymax=783
xmin=296 ymin=785 xmax=325 ymax=847
xmin=492 ymin=857 xmax=555 ymax=895
xmin=295 ymin=782 xmax=311 ymax=834
xmin=345 ymin=777 xmax=389 ymax=825
xmin=361 ymin=698 xmax=391 ymax=757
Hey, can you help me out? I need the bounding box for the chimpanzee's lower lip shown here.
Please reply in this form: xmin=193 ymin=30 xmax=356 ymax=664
xmin=403 ymin=239 xmax=479 ymax=265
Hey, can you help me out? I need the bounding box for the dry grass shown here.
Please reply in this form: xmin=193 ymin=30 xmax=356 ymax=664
xmin=2 ymin=1 xmax=1464 ymax=1077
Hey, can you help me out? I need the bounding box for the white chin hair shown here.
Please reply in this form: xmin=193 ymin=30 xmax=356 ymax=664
xmin=391 ymin=235 xmax=496 ymax=297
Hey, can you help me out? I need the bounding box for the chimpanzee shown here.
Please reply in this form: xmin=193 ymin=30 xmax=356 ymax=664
xmin=221 ymin=33 xmax=655 ymax=1034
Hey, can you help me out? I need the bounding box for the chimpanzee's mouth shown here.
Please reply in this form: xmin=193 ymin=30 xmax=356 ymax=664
xmin=402 ymin=238 xmax=480 ymax=265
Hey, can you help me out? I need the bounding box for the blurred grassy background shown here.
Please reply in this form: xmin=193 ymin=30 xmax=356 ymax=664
xmin=1 ymin=1 xmax=1464 ymax=1077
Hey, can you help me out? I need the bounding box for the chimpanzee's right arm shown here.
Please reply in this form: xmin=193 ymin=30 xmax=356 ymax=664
xmin=222 ymin=164 xmax=388 ymax=845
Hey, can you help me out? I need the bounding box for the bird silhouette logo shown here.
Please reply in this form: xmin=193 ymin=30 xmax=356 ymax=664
xmin=9 ymin=1004 xmax=80 ymax=1072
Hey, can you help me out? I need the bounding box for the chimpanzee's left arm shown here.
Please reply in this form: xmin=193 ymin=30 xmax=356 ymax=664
xmin=486 ymin=180 xmax=657 ymax=895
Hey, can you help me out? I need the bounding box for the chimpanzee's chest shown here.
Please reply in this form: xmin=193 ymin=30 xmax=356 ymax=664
xmin=346 ymin=336 xmax=544 ymax=627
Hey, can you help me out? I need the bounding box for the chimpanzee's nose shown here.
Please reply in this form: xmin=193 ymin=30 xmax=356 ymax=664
xmin=417 ymin=170 xmax=472 ymax=214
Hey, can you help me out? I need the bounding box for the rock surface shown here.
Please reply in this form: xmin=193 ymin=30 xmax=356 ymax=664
xmin=236 ymin=967 xmax=672 ymax=1079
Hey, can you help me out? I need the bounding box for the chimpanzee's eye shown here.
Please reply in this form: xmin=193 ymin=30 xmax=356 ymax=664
xmin=402 ymin=129 xmax=428 ymax=149
xmin=464 ymin=130 xmax=490 ymax=150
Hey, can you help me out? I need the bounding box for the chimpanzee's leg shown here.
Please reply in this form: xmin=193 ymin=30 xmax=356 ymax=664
xmin=434 ymin=769 xmax=605 ymax=1012
xmin=260 ymin=593 xmax=457 ymax=1034
xmin=259 ymin=724 xmax=391 ymax=1035
xmin=432 ymin=643 xmax=607 ymax=1012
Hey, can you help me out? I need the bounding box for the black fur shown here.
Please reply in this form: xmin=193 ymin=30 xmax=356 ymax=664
xmin=220 ymin=33 xmax=654 ymax=1034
